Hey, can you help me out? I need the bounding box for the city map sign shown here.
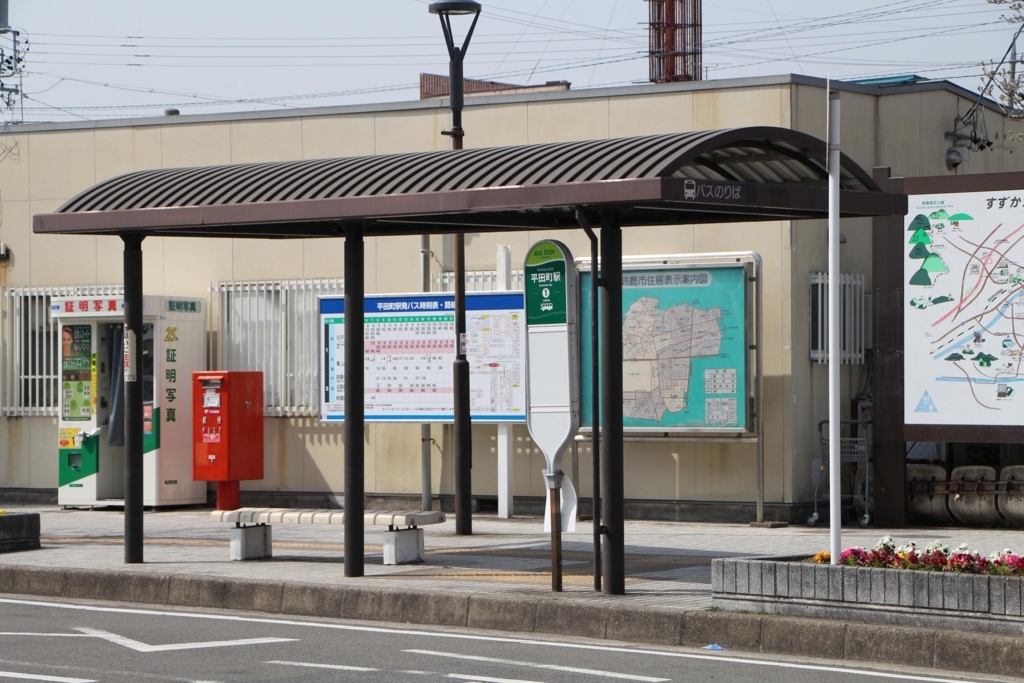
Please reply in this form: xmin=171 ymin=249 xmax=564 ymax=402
xmin=319 ymin=292 xmax=526 ymax=423
xmin=904 ymin=190 xmax=1024 ymax=426
xmin=579 ymin=260 xmax=751 ymax=434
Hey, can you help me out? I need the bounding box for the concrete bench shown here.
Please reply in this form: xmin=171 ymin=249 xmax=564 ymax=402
xmin=211 ymin=507 xmax=446 ymax=564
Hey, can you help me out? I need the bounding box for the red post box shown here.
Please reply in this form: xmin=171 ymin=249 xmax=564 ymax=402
xmin=192 ymin=371 xmax=264 ymax=510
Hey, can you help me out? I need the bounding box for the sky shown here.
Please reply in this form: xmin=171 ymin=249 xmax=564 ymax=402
xmin=1 ymin=0 xmax=1020 ymax=122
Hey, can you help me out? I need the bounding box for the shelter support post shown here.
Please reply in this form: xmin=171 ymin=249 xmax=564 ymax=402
xmin=576 ymin=208 xmax=602 ymax=593
xmin=421 ymin=235 xmax=432 ymax=512
xmin=345 ymin=223 xmax=366 ymax=577
xmin=454 ymin=230 xmax=472 ymax=535
xmin=122 ymin=234 xmax=144 ymax=564
xmin=871 ymin=167 xmax=907 ymax=527
xmin=753 ymin=255 xmax=765 ymax=524
xmin=600 ymin=210 xmax=625 ymax=595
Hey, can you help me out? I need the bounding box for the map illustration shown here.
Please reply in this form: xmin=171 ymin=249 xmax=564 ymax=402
xmin=580 ymin=265 xmax=748 ymax=432
xmin=622 ymin=296 xmax=723 ymax=422
xmin=904 ymin=191 xmax=1024 ymax=425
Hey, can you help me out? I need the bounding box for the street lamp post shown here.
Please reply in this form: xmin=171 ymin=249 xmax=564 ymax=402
xmin=430 ymin=1 xmax=481 ymax=536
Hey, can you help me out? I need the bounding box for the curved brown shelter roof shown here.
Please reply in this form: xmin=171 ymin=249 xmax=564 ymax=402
xmin=34 ymin=127 xmax=904 ymax=238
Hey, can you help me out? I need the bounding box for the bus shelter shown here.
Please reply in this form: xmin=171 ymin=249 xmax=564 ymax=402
xmin=33 ymin=127 xmax=907 ymax=594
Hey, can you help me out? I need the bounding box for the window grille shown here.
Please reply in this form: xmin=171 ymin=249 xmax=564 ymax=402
xmin=436 ymin=270 xmax=524 ymax=292
xmin=2 ymin=285 xmax=123 ymax=417
xmin=214 ymin=279 xmax=343 ymax=417
xmin=809 ymin=272 xmax=869 ymax=365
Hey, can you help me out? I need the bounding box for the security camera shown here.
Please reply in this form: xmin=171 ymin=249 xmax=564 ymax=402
xmin=945 ymin=147 xmax=962 ymax=172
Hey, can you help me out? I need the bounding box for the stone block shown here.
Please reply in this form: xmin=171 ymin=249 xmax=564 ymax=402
xmin=230 ymin=525 xmax=271 ymax=561
xmin=927 ymin=573 xmax=943 ymax=609
xmin=748 ymin=561 xmax=762 ymax=595
xmin=467 ymin=595 xmax=536 ymax=633
xmin=933 ymin=630 xmax=1024 ymax=677
xmin=402 ymin=591 xmax=469 ymax=627
xmin=605 ymin=607 xmax=683 ymax=645
xmin=13 ymin=567 xmax=64 ymax=597
xmin=828 ymin=566 xmax=843 ymax=601
xmin=711 ymin=560 xmax=724 ymax=593
xmin=223 ymin=579 xmax=283 ymax=613
xmin=1004 ymin=577 xmax=1021 ymax=616
xmin=884 ymin=569 xmax=899 ymax=606
xmin=63 ymin=569 xmax=119 ymax=602
xmin=814 ymin=565 xmax=829 ymax=600
xmin=383 ymin=528 xmax=424 ymax=565
xmin=167 ymin=576 xmax=225 ymax=608
xmin=342 ymin=587 xmax=404 ymax=623
xmin=802 ymin=564 xmax=816 ymax=599
xmin=842 ymin=567 xmax=857 ymax=603
xmin=116 ymin=573 xmax=171 ymax=605
xmin=0 ymin=564 xmax=14 ymax=593
xmin=990 ymin=575 xmax=1005 ymax=615
xmin=972 ymin=575 xmax=989 ymax=613
xmin=535 ymin=601 xmax=608 ymax=639
xmin=762 ymin=617 xmax=844 ymax=659
xmin=774 ymin=563 xmax=788 ymax=597
xmin=942 ymin=574 xmax=958 ymax=611
xmin=682 ymin=611 xmax=761 ymax=652
xmin=870 ymin=567 xmax=885 ymax=604
xmin=898 ymin=571 xmax=913 ymax=607
xmin=281 ymin=584 xmax=345 ymax=618
xmin=0 ymin=512 xmax=40 ymax=545
xmin=956 ymin=574 xmax=973 ymax=612
xmin=759 ymin=563 xmax=774 ymax=597
xmin=856 ymin=568 xmax=871 ymax=603
xmin=735 ymin=561 xmax=749 ymax=594
xmin=723 ymin=561 xmax=736 ymax=593
xmin=913 ymin=572 xmax=929 ymax=608
xmin=845 ymin=623 xmax=935 ymax=669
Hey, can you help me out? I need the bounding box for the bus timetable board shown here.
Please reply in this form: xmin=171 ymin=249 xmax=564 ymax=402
xmin=319 ymin=292 xmax=526 ymax=423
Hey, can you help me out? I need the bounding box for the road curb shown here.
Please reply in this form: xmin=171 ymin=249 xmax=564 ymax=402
xmin=1 ymin=564 xmax=1021 ymax=677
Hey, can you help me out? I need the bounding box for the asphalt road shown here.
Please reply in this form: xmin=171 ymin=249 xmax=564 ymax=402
xmin=0 ymin=596 xmax=1001 ymax=683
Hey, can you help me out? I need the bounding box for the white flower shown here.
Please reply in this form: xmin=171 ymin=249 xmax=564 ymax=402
xmin=875 ymin=536 xmax=896 ymax=552
xmin=897 ymin=542 xmax=917 ymax=554
xmin=955 ymin=543 xmax=970 ymax=554
xmin=924 ymin=540 xmax=949 ymax=554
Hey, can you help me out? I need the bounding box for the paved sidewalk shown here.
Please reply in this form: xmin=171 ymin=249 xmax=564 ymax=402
xmin=3 ymin=505 xmax=1024 ymax=610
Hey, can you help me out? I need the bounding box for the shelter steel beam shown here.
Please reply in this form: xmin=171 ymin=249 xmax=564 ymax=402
xmin=122 ymin=234 xmax=144 ymax=564
xmin=344 ymin=223 xmax=366 ymax=576
xmin=600 ymin=210 xmax=625 ymax=595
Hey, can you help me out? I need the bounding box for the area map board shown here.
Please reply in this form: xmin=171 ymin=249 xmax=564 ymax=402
xmin=319 ymin=292 xmax=526 ymax=423
xmin=578 ymin=259 xmax=751 ymax=434
xmin=904 ymin=190 xmax=1024 ymax=426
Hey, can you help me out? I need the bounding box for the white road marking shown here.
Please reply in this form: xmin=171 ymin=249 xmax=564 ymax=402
xmin=0 ymin=672 xmax=95 ymax=683
xmin=448 ymin=675 xmax=547 ymax=683
xmin=267 ymin=660 xmax=377 ymax=673
xmin=73 ymin=628 xmax=295 ymax=653
xmin=406 ymin=649 xmax=668 ymax=682
xmin=0 ymin=634 xmax=91 ymax=638
xmin=0 ymin=658 xmax=220 ymax=683
xmin=0 ymin=598 xmax=977 ymax=683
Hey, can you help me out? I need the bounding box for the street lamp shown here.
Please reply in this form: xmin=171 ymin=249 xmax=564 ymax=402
xmin=429 ymin=0 xmax=481 ymax=536
xmin=429 ymin=1 xmax=481 ymax=152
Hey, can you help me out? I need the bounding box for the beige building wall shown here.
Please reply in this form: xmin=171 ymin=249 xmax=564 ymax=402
xmin=2 ymin=75 xmax=1021 ymax=517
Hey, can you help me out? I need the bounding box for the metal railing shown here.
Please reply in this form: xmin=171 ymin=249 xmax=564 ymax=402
xmin=213 ymin=278 xmax=343 ymax=417
xmin=436 ymin=269 xmax=524 ymax=292
xmin=809 ymin=272 xmax=868 ymax=365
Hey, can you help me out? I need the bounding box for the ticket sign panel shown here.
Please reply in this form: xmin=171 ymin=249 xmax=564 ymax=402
xmin=320 ymin=292 xmax=526 ymax=423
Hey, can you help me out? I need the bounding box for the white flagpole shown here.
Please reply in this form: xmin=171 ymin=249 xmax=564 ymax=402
xmin=827 ymin=81 xmax=842 ymax=565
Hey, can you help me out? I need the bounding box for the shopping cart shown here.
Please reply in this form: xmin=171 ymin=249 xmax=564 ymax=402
xmin=807 ymin=419 xmax=872 ymax=528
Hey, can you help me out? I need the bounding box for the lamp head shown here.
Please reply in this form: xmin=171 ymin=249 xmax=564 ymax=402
xmin=429 ymin=1 xmax=481 ymax=16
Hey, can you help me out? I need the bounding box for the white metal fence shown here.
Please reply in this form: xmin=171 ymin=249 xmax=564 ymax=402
xmin=213 ymin=279 xmax=343 ymax=417
xmin=436 ymin=270 xmax=524 ymax=292
xmin=1 ymin=284 xmax=124 ymax=417
xmin=808 ymin=272 xmax=868 ymax=365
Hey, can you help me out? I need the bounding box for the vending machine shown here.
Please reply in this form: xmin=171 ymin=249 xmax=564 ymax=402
xmin=52 ymin=294 xmax=207 ymax=508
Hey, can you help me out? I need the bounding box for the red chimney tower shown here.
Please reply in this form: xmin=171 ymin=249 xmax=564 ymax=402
xmin=648 ymin=0 xmax=702 ymax=83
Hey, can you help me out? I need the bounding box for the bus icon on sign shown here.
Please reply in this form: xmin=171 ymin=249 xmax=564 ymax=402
xmin=684 ymin=179 xmax=696 ymax=199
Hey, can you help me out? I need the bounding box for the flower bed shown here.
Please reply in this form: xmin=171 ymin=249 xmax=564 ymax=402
xmin=812 ymin=536 xmax=1024 ymax=576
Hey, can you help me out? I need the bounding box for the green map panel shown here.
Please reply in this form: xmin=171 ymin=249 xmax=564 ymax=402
xmin=579 ymin=265 xmax=748 ymax=431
